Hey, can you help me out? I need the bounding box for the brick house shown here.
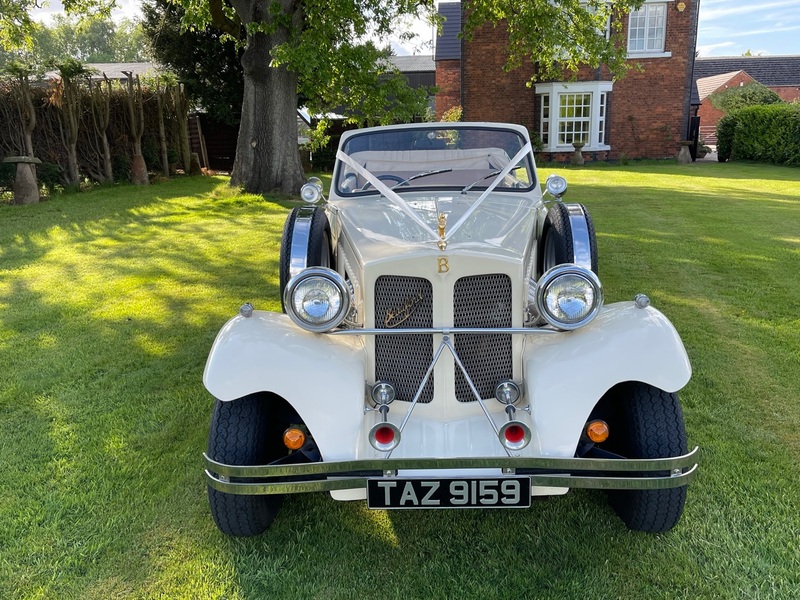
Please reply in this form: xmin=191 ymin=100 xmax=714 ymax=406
xmin=435 ymin=1 xmax=701 ymax=161
xmin=693 ymin=56 xmax=800 ymax=144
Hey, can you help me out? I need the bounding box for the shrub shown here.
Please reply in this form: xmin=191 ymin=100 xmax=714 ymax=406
xmin=728 ymin=104 xmax=800 ymax=165
xmin=716 ymin=114 xmax=737 ymax=162
xmin=37 ymin=162 xmax=62 ymax=194
xmin=709 ymin=82 xmax=783 ymax=113
xmin=0 ymin=162 xmax=13 ymax=191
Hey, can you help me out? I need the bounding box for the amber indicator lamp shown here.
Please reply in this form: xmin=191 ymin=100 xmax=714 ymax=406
xmin=283 ymin=427 xmax=306 ymax=450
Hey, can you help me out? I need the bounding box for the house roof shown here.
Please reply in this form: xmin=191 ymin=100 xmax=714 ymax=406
xmin=388 ymin=55 xmax=435 ymax=73
xmin=694 ymin=56 xmax=800 ymax=87
xmin=45 ymin=62 xmax=160 ymax=81
xmin=696 ymin=70 xmax=747 ymax=101
xmin=435 ymin=2 xmax=462 ymax=61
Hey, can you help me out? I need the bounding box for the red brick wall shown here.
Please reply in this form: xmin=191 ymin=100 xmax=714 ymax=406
xmin=697 ymin=71 xmax=755 ymax=144
xmin=435 ymin=59 xmax=462 ymax=119
xmin=607 ymin=4 xmax=698 ymax=159
xmin=448 ymin=1 xmax=699 ymax=160
xmin=773 ymin=86 xmax=800 ymax=103
xmin=461 ymin=22 xmax=535 ymax=132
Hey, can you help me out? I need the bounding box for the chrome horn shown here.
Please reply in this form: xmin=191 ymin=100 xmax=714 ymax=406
xmin=494 ymin=381 xmax=531 ymax=451
xmin=368 ymin=382 xmax=401 ymax=452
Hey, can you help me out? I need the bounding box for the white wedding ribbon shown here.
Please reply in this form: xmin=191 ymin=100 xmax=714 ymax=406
xmin=444 ymin=141 xmax=533 ymax=241
xmin=335 ymin=150 xmax=438 ymax=240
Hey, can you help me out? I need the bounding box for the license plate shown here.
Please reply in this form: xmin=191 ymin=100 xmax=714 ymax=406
xmin=367 ymin=477 xmax=531 ymax=509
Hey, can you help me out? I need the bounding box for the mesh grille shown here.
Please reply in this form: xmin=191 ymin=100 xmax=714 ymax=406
xmin=453 ymin=274 xmax=513 ymax=402
xmin=374 ymin=276 xmax=434 ymax=403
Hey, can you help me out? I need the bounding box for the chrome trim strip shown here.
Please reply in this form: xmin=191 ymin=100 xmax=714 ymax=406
xmin=288 ymin=206 xmax=317 ymax=278
xmin=204 ymin=454 xmax=699 ymax=496
xmin=204 ymin=447 xmax=698 ymax=478
xmin=565 ymin=203 xmax=593 ymax=270
xmin=330 ymin=327 xmax=561 ymax=336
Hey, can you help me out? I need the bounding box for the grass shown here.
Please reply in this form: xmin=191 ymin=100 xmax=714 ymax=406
xmin=1 ymin=162 xmax=798 ymax=599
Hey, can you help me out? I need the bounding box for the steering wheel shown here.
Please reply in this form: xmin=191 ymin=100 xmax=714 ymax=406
xmin=341 ymin=172 xmax=358 ymax=191
xmin=360 ymin=174 xmax=408 ymax=191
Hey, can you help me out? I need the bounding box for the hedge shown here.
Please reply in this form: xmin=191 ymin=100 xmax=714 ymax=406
xmin=716 ymin=104 xmax=800 ymax=166
xmin=0 ymin=81 xmax=184 ymax=187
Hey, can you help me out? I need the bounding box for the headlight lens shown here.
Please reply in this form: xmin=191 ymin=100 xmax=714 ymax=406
xmin=300 ymin=182 xmax=322 ymax=204
xmin=545 ymin=174 xmax=568 ymax=198
xmin=284 ymin=267 xmax=351 ymax=332
xmin=535 ymin=264 xmax=603 ymax=330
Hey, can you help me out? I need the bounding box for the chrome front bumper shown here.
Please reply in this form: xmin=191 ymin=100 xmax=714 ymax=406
xmin=204 ymin=447 xmax=698 ymax=495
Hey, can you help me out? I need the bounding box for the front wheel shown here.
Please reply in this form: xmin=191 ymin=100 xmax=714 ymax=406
xmin=606 ymin=382 xmax=689 ymax=533
xmin=207 ymin=394 xmax=286 ymax=537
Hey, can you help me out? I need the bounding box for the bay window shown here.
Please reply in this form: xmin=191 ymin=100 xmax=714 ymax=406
xmin=535 ymin=82 xmax=612 ymax=152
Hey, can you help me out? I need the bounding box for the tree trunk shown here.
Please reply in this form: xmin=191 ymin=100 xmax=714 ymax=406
xmin=124 ymin=73 xmax=149 ymax=186
xmin=91 ymin=77 xmax=114 ymax=183
xmin=231 ymin=30 xmax=305 ymax=195
xmin=62 ymin=79 xmax=81 ymax=187
xmin=156 ymin=91 xmax=170 ymax=176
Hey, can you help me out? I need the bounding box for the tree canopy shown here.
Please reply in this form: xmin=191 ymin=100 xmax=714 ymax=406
xmin=0 ymin=0 xmax=115 ymax=51
xmin=141 ymin=0 xmax=244 ymax=126
xmin=1 ymin=15 xmax=149 ymax=68
xmin=166 ymin=0 xmax=645 ymax=194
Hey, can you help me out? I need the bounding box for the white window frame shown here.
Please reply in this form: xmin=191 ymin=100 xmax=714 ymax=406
xmin=534 ymin=81 xmax=613 ymax=153
xmin=582 ymin=1 xmax=611 ymax=41
xmin=627 ymin=1 xmax=673 ymax=59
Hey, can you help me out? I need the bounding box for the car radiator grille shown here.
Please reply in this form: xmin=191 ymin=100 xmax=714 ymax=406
xmin=453 ymin=274 xmax=513 ymax=402
xmin=374 ymin=274 xmax=513 ymax=403
xmin=375 ymin=276 xmax=434 ymax=403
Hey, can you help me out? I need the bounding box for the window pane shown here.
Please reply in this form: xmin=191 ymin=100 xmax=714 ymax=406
xmin=557 ymin=93 xmax=593 ymax=145
xmin=628 ymin=3 xmax=666 ymax=53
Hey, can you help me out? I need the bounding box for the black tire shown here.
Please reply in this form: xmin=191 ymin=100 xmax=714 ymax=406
xmin=207 ymin=394 xmax=286 ymax=537
xmin=539 ymin=202 xmax=598 ymax=275
xmin=607 ymin=382 xmax=688 ymax=533
xmin=279 ymin=206 xmax=332 ymax=312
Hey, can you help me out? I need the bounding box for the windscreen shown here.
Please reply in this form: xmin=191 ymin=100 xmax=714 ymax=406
xmin=335 ymin=126 xmax=535 ymax=196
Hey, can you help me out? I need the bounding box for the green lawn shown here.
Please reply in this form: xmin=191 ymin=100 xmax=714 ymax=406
xmin=1 ymin=163 xmax=798 ymax=599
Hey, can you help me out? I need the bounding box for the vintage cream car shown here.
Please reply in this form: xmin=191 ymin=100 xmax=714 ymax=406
xmin=202 ymin=122 xmax=697 ymax=537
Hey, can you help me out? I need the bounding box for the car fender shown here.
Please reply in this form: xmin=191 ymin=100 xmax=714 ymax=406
xmin=203 ymin=311 xmax=366 ymax=461
xmin=523 ymin=301 xmax=691 ymax=457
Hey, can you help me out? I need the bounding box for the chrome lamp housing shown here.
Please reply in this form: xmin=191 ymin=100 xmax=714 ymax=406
xmin=544 ymin=174 xmax=568 ymax=199
xmin=533 ymin=264 xmax=603 ymax=331
xmin=300 ymin=176 xmax=325 ymax=204
xmin=284 ymin=267 xmax=352 ymax=333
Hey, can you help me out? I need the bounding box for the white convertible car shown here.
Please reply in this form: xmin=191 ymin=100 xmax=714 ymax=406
xmin=202 ymin=122 xmax=697 ymax=536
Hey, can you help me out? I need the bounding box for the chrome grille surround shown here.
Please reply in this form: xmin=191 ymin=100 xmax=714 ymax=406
xmin=454 ymin=274 xmax=513 ymax=402
xmin=374 ymin=276 xmax=434 ymax=403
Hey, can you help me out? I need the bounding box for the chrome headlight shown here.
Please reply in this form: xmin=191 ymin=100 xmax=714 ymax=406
xmin=535 ymin=264 xmax=603 ymax=330
xmin=545 ymin=174 xmax=568 ymax=198
xmin=284 ymin=267 xmax=351 ymax=332
xmin=300 ymin=176 xmax=324 ymax=204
